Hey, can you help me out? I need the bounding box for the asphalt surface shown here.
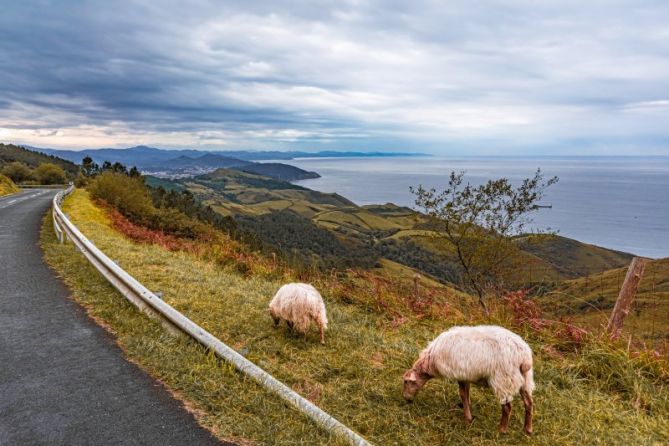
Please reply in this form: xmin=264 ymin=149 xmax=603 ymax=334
xmin=0 ymin=189 xmax=226 ymax=445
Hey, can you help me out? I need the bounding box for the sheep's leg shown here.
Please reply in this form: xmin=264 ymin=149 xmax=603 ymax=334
xmin=271 ymin=315 xmax=280 ymax=326
xmin=319 ymin=324 xmax=325 ymax=345
xmin=286 ymin=320 xmax=294 ymax=330
xmin=458 ymin=382 xmax=473 ymax=425
xmin=498 ymin=402 xmax=512 ymax=433
xmin=520 ymin=389 xmax=533 ymax=435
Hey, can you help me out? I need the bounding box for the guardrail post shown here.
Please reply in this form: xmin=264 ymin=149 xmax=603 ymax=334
xmin=53 ymin=208 xmax=65 ymax=243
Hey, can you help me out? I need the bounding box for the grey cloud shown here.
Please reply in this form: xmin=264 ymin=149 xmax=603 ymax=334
xmin=0 ymin=0 xmax=668 ymax=153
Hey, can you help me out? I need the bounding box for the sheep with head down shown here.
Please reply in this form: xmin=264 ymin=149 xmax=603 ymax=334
xmin=269 ymin=283 xmax=328 ymax=344
xmin=403 ymin=325 xmax=535 ymax=434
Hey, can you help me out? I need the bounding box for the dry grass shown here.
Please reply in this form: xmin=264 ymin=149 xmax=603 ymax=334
xmin=0 ymin=173 xmax=19 ymax=196
xmin=41 ymin=189 xmax=669 ymax=445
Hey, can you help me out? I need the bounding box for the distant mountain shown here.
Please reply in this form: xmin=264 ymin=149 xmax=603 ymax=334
xmin=30 ymin=145 xmax=428 ymax=167
xmin=155 ymin=153 xmax=251 ymax=170
xmin=207 ymin=150 xmax=429 ymax=161
xmin=194 ymin=153 xmax=252 ymax=167
xmin=24 ymin=144 xmax=429 ymax=182
xmin=33 ymin=145 xmax=208 ymax=167
xmin=144 ymin=154 xmax=319 ymax=181
xmin=234 ymin=163 xmax=320 ymax=181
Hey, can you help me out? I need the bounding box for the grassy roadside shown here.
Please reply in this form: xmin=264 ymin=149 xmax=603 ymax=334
xmin=41 ymin=193 xmax=333 ymax=446
xmin=42 ymin=189 xmax=669 ymax=445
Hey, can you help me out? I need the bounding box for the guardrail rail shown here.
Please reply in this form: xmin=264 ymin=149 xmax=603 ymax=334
xmin=52 ymin=187 xmax=371 ymax=446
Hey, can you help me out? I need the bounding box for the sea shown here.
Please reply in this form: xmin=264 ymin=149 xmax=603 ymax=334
xmin=280 ymin=156 xmax=669 ymax=259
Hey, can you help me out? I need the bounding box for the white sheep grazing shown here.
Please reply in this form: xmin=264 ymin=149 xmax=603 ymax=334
xmin=269 ymin=283 xmax=328 ymax=344
xmin=402 ymin=325 xmax=535 ymax=434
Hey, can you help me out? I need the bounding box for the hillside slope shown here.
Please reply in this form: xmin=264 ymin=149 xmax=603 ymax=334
xmin=42 ymin=189 xmax=669 ymax=445
xmin=234 ymin=163 xmax=320 ymax=181
xmin=515 ymin=235 xmax=633 ymax=278
xmin=160 ymin=169 xmax=638 ymax=286
xmin=141 ymin=155 xmax=321 ymax=182
xmin=0 ymin=143 xmax=79 ymax=177
xmin=190 ymin=168 xmax=354 ymax=215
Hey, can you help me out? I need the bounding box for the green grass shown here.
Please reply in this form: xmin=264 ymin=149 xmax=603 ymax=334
xmin=0 ymin=173 xmax=19 ymax=196
xmin=314 ymin=209 xmax=406 ymax=232
xmin=41 ymin=189 xmax=669 ymax=445
xmin=515 ymin=234 xmax=633 ymax=278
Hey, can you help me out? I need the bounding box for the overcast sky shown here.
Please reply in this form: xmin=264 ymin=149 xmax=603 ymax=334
xmin=1 ymin=0 xmax=668 ymax=154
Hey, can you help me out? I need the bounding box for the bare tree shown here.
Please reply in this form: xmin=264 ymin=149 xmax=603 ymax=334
xmin=411 ymin=169 xmax=558 ymax=313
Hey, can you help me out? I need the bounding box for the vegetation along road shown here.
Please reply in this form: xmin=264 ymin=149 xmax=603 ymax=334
xmin=0 ymin=189 xmax=225 ymax=445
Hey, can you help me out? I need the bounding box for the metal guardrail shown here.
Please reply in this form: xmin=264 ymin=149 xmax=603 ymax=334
xmin=22 ymin=184 xmax=71 ymax=189
xmin=52 ymin=187 xmax=371 ymax=446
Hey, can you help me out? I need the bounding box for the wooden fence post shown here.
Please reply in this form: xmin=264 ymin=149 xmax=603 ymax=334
xmin=413 ymin=273 xmax=421 ymax=300
xmin=606 ymin=257 xmax=648 ymax=340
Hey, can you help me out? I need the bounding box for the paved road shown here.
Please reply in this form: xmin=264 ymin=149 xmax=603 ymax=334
xmin=0 ymin=189 xmax=226 ymax=445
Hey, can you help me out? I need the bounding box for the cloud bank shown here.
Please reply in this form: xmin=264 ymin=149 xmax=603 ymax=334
xmin=1 ymin=0 xmax=668 ymax=154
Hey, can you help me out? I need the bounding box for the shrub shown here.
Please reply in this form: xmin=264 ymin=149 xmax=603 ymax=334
xmin=150 ymin=208 xmax=210 ymax=239
xmin=74 ymin=172 xmax=89 ymax=188
xmin=88 ymin=172 xmax=210 ymax=240
xmin=150 ymin=186 xmax=237 ymax=234
xmin=35 ymin=163 xmax=68 ymax=184
xmin=88 ymin=172 xmax=155 ymax=224
xmin=2 ymin=161 xmax=34 ymax=183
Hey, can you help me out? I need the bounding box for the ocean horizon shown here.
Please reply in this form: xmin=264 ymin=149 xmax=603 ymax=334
xmin=281 ymin=155 xmax=669 ymax=259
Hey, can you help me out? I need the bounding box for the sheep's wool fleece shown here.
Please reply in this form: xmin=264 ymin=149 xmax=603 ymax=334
xmin=269 ymin=283 xmax=328 ymax=333
xmin=423 ymin=325 xmax=534 ymax=404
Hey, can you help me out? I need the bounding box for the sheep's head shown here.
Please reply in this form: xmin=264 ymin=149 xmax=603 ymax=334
xmin=402 ymin=369 xmax=431 ymax=401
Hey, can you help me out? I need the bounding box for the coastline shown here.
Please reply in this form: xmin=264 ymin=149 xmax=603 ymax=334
xmin=285 ymin=156 xmax=669 ymax=259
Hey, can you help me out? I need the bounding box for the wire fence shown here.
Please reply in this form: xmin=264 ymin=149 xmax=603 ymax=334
xmin=514 ymin=260 xmax=669 ymax=352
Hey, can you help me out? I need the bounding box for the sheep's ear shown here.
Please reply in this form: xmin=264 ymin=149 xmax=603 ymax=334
xmin=404 ymin=370 xmax=418 ymax=382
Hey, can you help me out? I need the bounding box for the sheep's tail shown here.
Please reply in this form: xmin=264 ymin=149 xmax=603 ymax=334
xmin=311 ymin=302 xmax=328 ymax=330
xmin=317 ymin=312 xmax=328 ymax=330
xmin=520 ymin=362 xmax=535 ymax=395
